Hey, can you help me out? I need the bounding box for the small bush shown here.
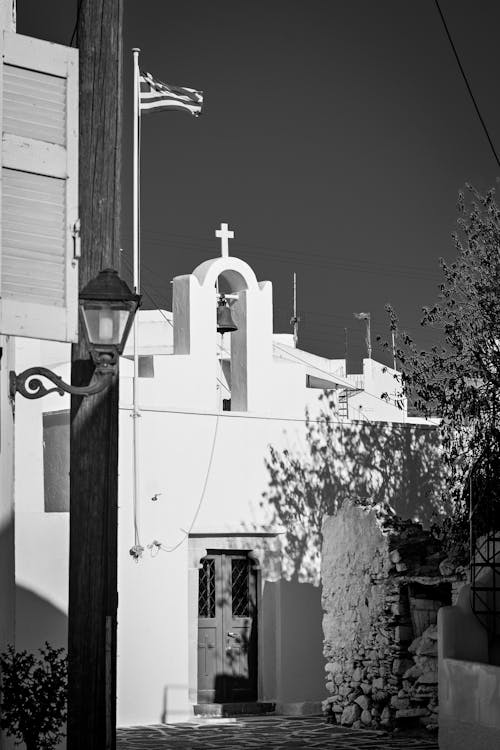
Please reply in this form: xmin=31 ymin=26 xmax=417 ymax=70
xmin=0 ymin=643 xmax=67 ymax=750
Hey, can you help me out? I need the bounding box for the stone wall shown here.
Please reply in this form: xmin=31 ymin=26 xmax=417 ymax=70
xmin=321 ymin=502 xmax=464 ymax=732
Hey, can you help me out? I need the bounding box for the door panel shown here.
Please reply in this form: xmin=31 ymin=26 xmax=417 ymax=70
xmin=197 ymin=552 xmax=257 ymax=703
xmin=197 ymin=627 xmax=218 ymax=697
xmin=197 ymin=556 xmax=221 ymax=702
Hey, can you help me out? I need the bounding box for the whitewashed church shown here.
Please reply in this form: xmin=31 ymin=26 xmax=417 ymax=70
xmin=13 ymin=226 xmax=420 ymax=727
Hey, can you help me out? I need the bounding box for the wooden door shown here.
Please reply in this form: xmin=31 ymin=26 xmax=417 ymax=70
xmin=197 ymin=552 xmax=257 ymax=703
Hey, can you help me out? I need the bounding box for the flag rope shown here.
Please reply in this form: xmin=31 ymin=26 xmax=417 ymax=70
xmin=128 ymin=52 xmax=203 ymax=560
xmin=131 ymin=48 xmax=142 ymax=553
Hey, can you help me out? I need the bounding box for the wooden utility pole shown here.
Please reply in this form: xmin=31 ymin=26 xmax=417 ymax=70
xmin=67 ymin=2 xmax=123 ymax=749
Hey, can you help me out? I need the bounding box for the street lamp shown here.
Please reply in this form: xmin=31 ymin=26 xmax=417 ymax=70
xmin=10 ymin=268 xmax=141 ymax=400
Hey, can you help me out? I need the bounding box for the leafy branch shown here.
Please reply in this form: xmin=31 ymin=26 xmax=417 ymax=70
xmin=0 ymin=643 xmax=67 ymax=750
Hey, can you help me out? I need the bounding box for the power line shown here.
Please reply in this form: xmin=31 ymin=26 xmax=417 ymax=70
xmin=122 ymin=254 xmax=170 ymax=309
xmin=123 ymin=256 xmax=441 ymax=358
xmin=124 ymin=228 xmax=438 ymax=273
xmin=434 ymin=0 xmax=500 ymax=169
xmin=123 ymin=257 xmax=440 ymax=375
xmin=119 ymin=402 xmax=437 ymax=428
xmin=126 ymin=243 xmax=439 ymax=283
xmin=69 ymin=0 xmax=83 ymax=46
xmin=121 ymin=231 xmax=441 ymax=281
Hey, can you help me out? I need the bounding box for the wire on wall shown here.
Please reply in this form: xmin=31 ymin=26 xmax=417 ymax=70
xmin=147 ymin=414 xmax=221 ymax=555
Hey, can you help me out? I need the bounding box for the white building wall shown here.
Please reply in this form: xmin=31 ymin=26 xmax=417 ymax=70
xmin=11 ymin=331 xmax=432 ymax=725
xmin=13 ymin=338 xmax=70 ymax=652
xmin=11 ymin=256 xmax=438 ymax=728
xmin=439 ymin=584 xmax=500 ymax=750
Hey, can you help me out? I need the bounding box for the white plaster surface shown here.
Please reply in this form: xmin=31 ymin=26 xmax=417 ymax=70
xmin=439 ymin=659 xmax=500 ymax=750
xmin=438 ymin=584 xmax=500 ymax=750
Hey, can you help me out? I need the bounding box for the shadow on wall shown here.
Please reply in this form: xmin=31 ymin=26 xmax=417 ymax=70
xmin=16 ymin=585 xmax=67 ymax=652
xmin=267 ymin=578 xmax=325 ymax=702
xmin=161 ymin=684 xmax=190 ymax=724
xmin=263 ymin=393 xmax=445 ymax=584
xmin=0 ymin=519 xmax=15 ymax=652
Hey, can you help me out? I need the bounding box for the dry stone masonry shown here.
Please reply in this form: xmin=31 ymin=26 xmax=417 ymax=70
xmin=321 ymin=502 xmax=464 ymax=732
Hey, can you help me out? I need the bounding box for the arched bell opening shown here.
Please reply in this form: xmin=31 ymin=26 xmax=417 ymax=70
xmin=173 ymin=255 xmax=271 ymax=413
xmin=215 ymin=270 xmax=248 ymax=412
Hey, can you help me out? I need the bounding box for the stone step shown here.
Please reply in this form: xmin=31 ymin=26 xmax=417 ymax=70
xmin=194 ymin=702 xmax=275 ymax=717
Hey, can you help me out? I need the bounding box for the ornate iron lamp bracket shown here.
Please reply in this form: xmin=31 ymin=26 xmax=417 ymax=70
xmin=10 ymin=366 xmax=114 ymax=401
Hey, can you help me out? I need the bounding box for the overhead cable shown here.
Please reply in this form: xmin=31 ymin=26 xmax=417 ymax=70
xmin=434 ymin=0 xmax=500 ymax=169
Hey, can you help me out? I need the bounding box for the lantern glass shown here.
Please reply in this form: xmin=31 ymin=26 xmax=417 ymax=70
xmin=80 ymin=300 xmax=137 ymax=354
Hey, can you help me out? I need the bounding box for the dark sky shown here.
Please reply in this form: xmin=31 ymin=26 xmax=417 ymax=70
xmin=19 ymin=1 xmax=500 ymax=370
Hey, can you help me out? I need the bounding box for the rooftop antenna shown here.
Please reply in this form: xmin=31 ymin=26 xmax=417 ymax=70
xmin=391 ymin=325 xmax=397 ymax=370
xmin=290 ymin=272 xmax=300 ymax=348
xmin=353 ymin=312 xmax=372 ymax=359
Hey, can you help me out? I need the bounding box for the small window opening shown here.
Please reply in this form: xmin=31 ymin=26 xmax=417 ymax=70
xmin=138 ymin=355 xmax=154 ymax=378
xmin=408 ymin=581 xmax=452 ymax=637
xmin=43 ymin=410 xmax=70 ymax=512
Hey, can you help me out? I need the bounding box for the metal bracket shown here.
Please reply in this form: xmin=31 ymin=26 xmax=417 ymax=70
xmin=10 ymin=366 xmax=114 ymax=401
xmin=72 ymin=218 xmax=81 ymax=259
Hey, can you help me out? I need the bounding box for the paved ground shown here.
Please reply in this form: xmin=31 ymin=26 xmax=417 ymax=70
xmin=117 ymin=716 xmax=439 ymax=749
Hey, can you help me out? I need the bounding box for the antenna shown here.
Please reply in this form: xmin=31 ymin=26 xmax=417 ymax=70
xmin=353 ymin=312 xmax=372 ymax=360
xmin=290 ymin=272 xmax=299 ymax=348
xmin=391 ymin=326 xmax=397 ymax=371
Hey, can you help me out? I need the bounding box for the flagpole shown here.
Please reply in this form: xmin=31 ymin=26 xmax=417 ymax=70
xmin=131 ymin=47 xmax=142 ymax=554
xmin=133 ymin=48 xmax=140 ymax=292
xmin=291 ymin=271 xmax=299 ymax=348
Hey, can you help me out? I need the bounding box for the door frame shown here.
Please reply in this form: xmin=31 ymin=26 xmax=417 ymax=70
xmin=188 ymin=533 xmax=281 ymax=707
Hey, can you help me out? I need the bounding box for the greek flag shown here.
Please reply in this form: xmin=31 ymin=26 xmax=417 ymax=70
xmin=139 ymin=71 xmax=203 ymax=116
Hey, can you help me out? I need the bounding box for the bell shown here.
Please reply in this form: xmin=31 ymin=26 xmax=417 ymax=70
xmin=217 ymin=296 xmax=238 ymax=335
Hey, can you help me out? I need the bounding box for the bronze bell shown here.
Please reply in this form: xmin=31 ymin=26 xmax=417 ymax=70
xmin=217 ymin=295 xmax=238 ymax=335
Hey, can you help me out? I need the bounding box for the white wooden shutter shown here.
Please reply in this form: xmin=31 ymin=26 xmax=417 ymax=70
xmin=0 ymin=31 xmax=78 ymax=342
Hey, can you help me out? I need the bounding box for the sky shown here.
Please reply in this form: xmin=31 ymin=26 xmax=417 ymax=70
xmin=18 ymin=0 xmax=500 ymax=371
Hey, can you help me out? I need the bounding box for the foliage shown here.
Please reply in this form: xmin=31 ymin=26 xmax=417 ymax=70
xmin=382 ymin=185 xmax=500 ymax=558
xmin=0 ymin=643 xmax=67 ymax=750
xmin=264 ymin=186 xmax=498 ymax=579
xmin=263 ymin=394 xmax=444 ymax=583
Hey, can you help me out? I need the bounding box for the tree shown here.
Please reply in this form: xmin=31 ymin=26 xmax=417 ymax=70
xmin=0 ymin=644 xmax=67 ymax=750
xmin=384 ymin=185 xmax=500 ymax=558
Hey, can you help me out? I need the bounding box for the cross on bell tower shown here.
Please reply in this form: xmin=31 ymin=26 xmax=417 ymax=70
xmin=215 ymin=222 xmax=234 ymax=257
